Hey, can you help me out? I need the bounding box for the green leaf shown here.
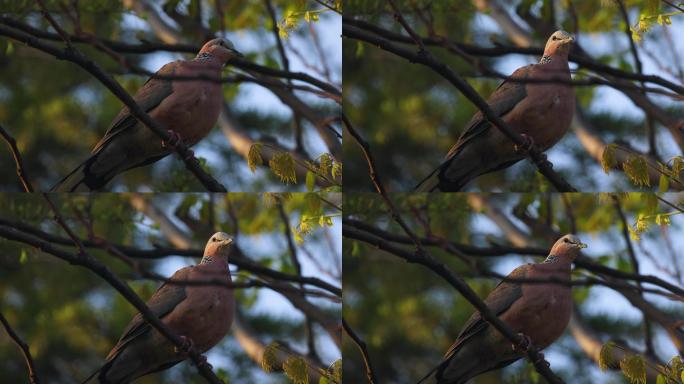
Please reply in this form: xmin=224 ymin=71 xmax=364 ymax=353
xmin=623 ymin=154 xmax=650 ymax=187
xmin=619 ymin=355 xmax=646 ymax=384
xmin=672 ymin=156 xmax=683 ymax=176
xmin=283 ymin=356 xmax=309 ymax=384
xmin=331 ymin=162 xmax=342 ymax=181
xmin=261 ymin=342 xmax=279 ymax=373
xmin=599 ymin=342 xmax=614 ymax=371
xmin=601 ymin=144 xmax=617 ymax=173
xmin=19 ymin=249 xmax=27 ymax=264
xmin=248 ymin=143 xmax=263 ymax=173
xmin=319 ymin=153 xmax=332 ymax=177
xmin=659 ymin=174 xmax=669 ymax=193
xmin=306 ymin=171 xmax=315 ymax=192
xmin=655 ymin=374 xmax=666 ymax=384
xmin=269 ymin=152 xmax=297 ymax=184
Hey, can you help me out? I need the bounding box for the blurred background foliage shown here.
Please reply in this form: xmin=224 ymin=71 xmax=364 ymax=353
xmin=343 ymin=0 xmax=684 ymax=192
xmin=343 ymin=192 xmax=684 ymax=383
xmin=0 ymin=0 xmax=341 ymax=192
xmin=0 ymin=192 xmax=341 ymax=383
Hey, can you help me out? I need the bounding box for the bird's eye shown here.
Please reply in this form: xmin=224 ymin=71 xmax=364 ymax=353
xmin=212 ymin=238 xmax=217 ymax=242
xmin=552 ymin=36 xmax=558 ymax=41
xmin=563 ymin=238 xmax=569 ymax=243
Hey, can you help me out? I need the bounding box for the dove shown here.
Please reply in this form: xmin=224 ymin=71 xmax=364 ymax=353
xmin=416 ymin=31 xmax=575 ymax=191
xmin=419 ymin=234 xmax=586 ymax=384
xmin=82 ymin=232 xmax=235 ymax=384
xmin=52 ymin=38 xmax=242 ymax=191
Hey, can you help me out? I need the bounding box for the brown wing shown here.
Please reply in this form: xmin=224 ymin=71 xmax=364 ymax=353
xmin=105 ymin=266 xmax=191 ymax=360
xmin=444 ymin=64 xmax=533 ymax=160
xmin=443 ymin=264 xmax=530 ymax=359
xmin=92 ymin=61 xmax=178 ymax=153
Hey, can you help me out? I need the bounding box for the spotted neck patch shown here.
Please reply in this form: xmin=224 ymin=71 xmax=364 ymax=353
xmin=200 ymin=256 xmax=214 ymax=264
xmin=195 ymin=52 xmax=213 ymax=62
xmin=544 ymin=254 xmax=558 ymax=263
xmin=540 ymin=55 xmax=552 ymax=64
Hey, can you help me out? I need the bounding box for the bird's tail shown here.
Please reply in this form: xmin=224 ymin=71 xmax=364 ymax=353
xmin=50 ymin=155 xmax=109 ymax=192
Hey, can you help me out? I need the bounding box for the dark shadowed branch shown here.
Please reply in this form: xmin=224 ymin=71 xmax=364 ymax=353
xmin=343 ymin=17 xmax=684 ymax=96
xmin=0 ymin=124 xmax=33 ymax=192
xmin=0 ymin=16 xmax=340 ymax=97
xmin=343 ymin=217 xmax=684 ymax=297
xmin=0 ymin=216 xmax=341 ymax=296
xmin=0 ymin=312 xmax=40 ymax=384
xmin=343 ymin=318 xmax=378 ymax=384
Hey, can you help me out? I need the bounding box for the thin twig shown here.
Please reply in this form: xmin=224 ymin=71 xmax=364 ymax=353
xmin=0 ymin=312 xmax=40 ymax=384
xmin=0 ymin=217 xmax=341 ymax=296
xmin=0 ymin=16 xmax=340 ymax=96
xmin=342 ymin=318 xmax=378 ymax=384
xmin=342 ymin=218 xmax=684 ymax=296
xmin=344 ymin=16 xmax=684 ymax=96
xmin=0 ymin=124 xmax=33 ymax=191
xmin=612 ymin=195 xmax=655 ymax=355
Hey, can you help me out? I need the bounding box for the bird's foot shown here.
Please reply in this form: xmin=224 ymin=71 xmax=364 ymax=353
xmin=162 ymin=130 xmax=183 ymax=149
xmin=512 ymin=333 xmax=532 ymax=353
xmin=513 ymin=134 xmax=535 ymax=154
xmin=174 ymin=335 xmax=195 ymax=356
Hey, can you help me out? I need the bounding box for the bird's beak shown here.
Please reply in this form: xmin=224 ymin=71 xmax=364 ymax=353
xmin=219 ymin=238 xmax=233 ymax=247
xmin=576 ymin=241 xmax=587 ymax=249
xmin=230 ymin=48 xmax=244 ymax=58
xmin=563 ymin=36 xmax=575 ymax=44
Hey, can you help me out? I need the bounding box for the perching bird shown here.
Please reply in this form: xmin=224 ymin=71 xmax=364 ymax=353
xmin=416 ymin=31 xmax=575 ymax=192
xmin=52 ymin=38 xmax=242 ymax=191
xmin=418 ymin=234 xmax=586 ymax=384
xmin=82 ymin=232 xmax=235 ymax=384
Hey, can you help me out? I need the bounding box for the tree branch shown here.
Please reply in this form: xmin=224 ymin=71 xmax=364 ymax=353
xmin=0 ymin=312 xmax=40 ymax=384
xmin=342 ymin=317 xmax=378 ymax=384
xmin=0 ymin=124 xmax=33 ymax=192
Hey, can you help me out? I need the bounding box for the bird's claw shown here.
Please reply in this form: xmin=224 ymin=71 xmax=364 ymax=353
xmin=512 ymin=333 xmax=532 ymax=353
xmin=174 ymin=335 xmax=194 ymax=355
xmin=162 ymin=130 xmax=183 ymax=149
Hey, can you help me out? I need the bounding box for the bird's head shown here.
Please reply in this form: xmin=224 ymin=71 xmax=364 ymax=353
xmin=542 ymin=30 xmax=574 ymax=58
xmin=201 ymin=231 xmax=234 ymax=264
xmin=197 ymin=38 xmax=243 ymax=64
xmin=547 ymin=234 xmax=586 ymax=263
